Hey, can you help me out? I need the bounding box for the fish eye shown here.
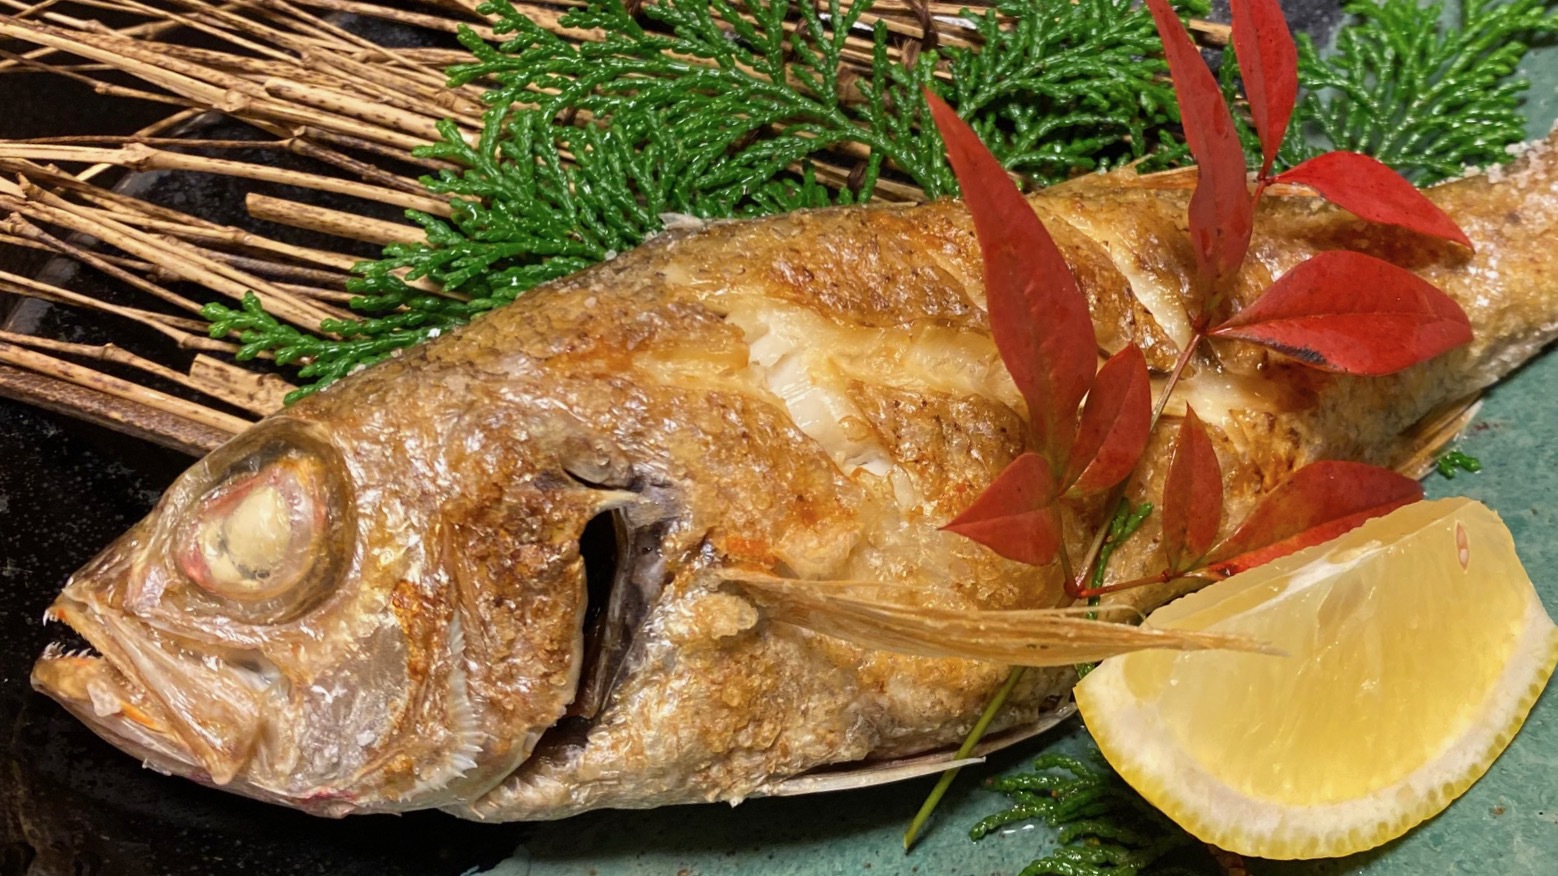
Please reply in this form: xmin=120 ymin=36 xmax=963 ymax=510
xmin=165 ymin=425 xmax=352 ymax=624
xmin=177 ymin=457 xmax=329 ymax=603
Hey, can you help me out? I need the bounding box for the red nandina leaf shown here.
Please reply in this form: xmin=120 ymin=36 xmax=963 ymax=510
xmin=1208 ymin=250 xmax=1473 ymax=374
xmin=1160 ymin=407 xmax=1223 ymax=572
xmin=1230 ymin=0 xmax=1298 ymax=178
xmin=1273 ymin=152 xmax=1473 ymax=249
xmin=1064 ymin=345 xmax=1152 ymax=497
xmin=1204 ymin=461 xmax=1423 ymax=577
xmin=925 ymin=89 xmax=1095 ymax=468
xmin=1145 ymin=0 xmax=1253 ymax=293
xmin=943 ymin=453 xmax=1063 ymax=567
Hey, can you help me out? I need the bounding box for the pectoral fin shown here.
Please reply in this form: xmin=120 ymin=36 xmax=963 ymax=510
xmin=724 ymin=573 xmax=1264 ymax=666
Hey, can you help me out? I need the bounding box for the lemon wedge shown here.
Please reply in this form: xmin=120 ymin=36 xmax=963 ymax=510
xmin=1075 ymin=497 xmax=1558 ymax=859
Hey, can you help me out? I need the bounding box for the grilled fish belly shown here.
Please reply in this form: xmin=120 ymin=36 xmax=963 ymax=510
xmin=33 ymin=138 xmax=1558 ymax=820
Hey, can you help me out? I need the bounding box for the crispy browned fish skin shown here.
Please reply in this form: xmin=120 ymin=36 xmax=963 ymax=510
xmin=32 ymin=138 xmax=1558 ymax=820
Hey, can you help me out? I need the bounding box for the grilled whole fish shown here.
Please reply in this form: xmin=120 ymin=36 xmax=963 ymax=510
xmin=30 ymin=136 xmax=1558 ymax=820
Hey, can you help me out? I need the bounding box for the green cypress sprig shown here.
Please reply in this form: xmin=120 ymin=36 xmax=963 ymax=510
xmin=1290 ymin=0 xmax=1558 ymax=183
xmin=1436 ymin=449 xmax=1484 ymax=478
xmin=946 ymin=0 xmax=1202 ymax=183
xmin=970 ymin=752 xmax=1209 ymax=876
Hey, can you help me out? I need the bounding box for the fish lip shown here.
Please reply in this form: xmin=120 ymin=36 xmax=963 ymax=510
xmin=31 ymin=595 xmax=255 ymax=784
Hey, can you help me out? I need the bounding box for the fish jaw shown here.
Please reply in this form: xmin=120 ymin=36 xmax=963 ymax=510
xmin=33 ymin=595 xmax=262 ymax=787
xmin=31 ymin=591 xmax=389 ymax=817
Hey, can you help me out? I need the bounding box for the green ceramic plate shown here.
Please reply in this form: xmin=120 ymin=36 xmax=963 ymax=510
xmin=496 ymin=12 xmax=1558 ymax=876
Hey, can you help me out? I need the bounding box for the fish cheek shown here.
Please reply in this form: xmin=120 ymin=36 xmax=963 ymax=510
xmin=278 ymin=623 xmax=411 ymax=799
xmin=440 ymin=486 xmax=596 ymax=780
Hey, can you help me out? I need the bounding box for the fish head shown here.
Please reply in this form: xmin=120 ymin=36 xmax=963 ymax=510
xmin=31 ymin=390 xmax=619 ymax=816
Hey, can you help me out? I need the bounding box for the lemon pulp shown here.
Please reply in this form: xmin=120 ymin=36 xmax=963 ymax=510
xmin=1075 ymin=497 xmax=1558 ymax=859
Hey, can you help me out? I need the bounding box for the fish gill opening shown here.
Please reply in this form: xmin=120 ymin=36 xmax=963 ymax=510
xmin=565 ymin=501 xmax=672 ymax=721
xmin=570 ymin=509 xmax=620 ymax=721
xmin=542 ymin=470 xmax=675 ymax=765
xmin=522 ymin=506 xmax=645 ymax=767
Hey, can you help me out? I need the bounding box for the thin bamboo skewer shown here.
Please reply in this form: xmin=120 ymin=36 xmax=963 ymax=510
xmin=0 ymin=231 xmax=159 ymax=274
xmin=189 ymin=353 xmax=291 ymax=414
xmin=2 ymin=213 xmax=222 ymax=324
xmin=0 ymin=47 xmax=201 ymax=108
xmin=2 ymin=183 xmax=348 ymax=328
xmin=7 ymin=0 xmax=62 ymax=18
xmin=39 ymin=187 xmax=451 ymax=300
xmin=0 ymin=19 xmax=441 ymax=153
xmin=0 ymin=340 xmax=253 ymax=434
xmin=0 ymin=62 xmax=118 ymax=75
xmin=0 ymin=363 xmax=236 ymax=455
xmin=118 ymin=0 xmax=296 ymax=64
xmin=246 ymin=193 xmax=425 ymax=246
xmin=0 ymin=1 xmax=204 ymax=74
xmin=15 ymin=134 xmax=290 ymax=149
xmin=0 ymin=269 xmax=231 ymax=345
xmin=187 ymin=252 xmax=351 ymax=288
xmin=7 ymin=169 xmax=452 ymax=311
xmin=8 ymin=161 xmax=383 ymax=275
xmin=264 ymin=0 xmax=468 ymax=91
xmin=0 ymin=144 xmax=451 ymax=215
xmin=0 ymin=328 xmax=282 ymax=416
xmin=293 ymin=0 xmax=496 ymax=40
xmin=274 ymin=281 xmax=355 ymax=303
xmin=77 ymin=108 xmax=208 ymax=183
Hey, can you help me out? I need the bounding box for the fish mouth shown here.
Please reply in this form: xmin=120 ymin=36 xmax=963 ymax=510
xmin=31 ymin=597 xmax=259 ymax=786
